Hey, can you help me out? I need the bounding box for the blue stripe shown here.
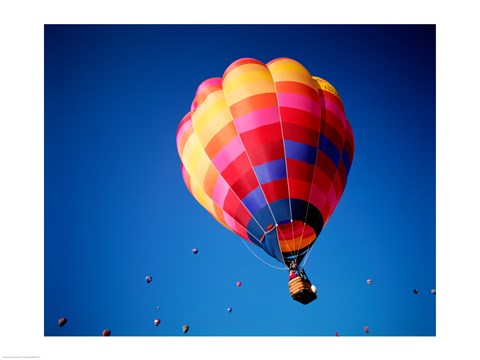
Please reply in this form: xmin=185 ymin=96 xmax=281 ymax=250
xmin=342 ymin=149 xmax=352 ymax=175
xmin=318 ymin=134 xmax=341 ymax=167
xmin=284 ymin=140 xmax=317 ymax=165
xmin=242 ymin=186 xmax=268 ymax=215
xmin=254 ymin=158 xmax=286 ymax=184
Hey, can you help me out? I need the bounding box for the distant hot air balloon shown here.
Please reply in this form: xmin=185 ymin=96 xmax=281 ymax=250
xmin=311 ymin=284 xmax=317 ymax=293
xmin=102 ymin=329 xmax=111 ymax=336
xmin=145 ymin=275 xmax=152 ymax=284
xmin=335 ymin=331 xmax=339 ymax=337
xmin=366 ymin=279 xmax=373 ymax=285
xmin=176 ymin=57 xmax=354 ymax=305
xmin=58 ymin=317 xmax=67 ymax=327
xmin=431 ymin=289 xmax=436 ymax=295
xmin=156 ymin=305 xmax=160 ymax=309
xmin=192 ymin=248 xmax=198 ymax=255
xmin=154 ymin=319 xmax=160 ymax=326
xmin=227 ymin=307 xmax=233 ymax=313
xmin=413 ymin=289 xmax=419 ymax=294
xmin=364 ymin=326 xmax=369 ymax=334
xmin=236 ymin=281 xmax=242 ymax=287
xmin=182 ymin=324 xmax=189 ymax=334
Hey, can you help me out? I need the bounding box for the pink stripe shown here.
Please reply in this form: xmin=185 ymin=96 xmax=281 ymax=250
xmin=325 ymin=98 xmax=346 ymax=125
xmin=212 ymin=177 xmax=230 ymax=206
xmin=234 ymin=107 xmax=280 ymax=133
xmin=277 ymin=93 xmax=321 ymax=114
xmin=223 ymin=211 xmax=239 ymax=232
xmin=212 ymin=136 xmax=244 ymax=173
xmin=197 ymin=77 xmax=223 ymax=95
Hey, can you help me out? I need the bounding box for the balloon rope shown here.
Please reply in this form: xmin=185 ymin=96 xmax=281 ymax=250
xmin=240 ymin=239 xmax=287 ymax=270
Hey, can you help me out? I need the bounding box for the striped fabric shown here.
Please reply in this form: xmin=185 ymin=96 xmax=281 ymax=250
xmin=176 ymin=58 xmax=354 ymax=267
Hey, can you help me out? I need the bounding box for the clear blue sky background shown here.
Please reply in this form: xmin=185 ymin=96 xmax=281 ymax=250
xmin=44 ymin=24 xmax=435 ymax=336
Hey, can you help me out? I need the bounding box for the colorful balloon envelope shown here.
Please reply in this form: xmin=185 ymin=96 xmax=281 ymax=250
xmin=154 ymin=319 xmax=160 ymax=326
xmin=177 ymin=57 xmax=354 ymax=268
xmin=192 ymin=247 xmax=198 ymax=255
xmin=236 ymin=281 xmax=242 ymax=287
xmin=364 ymin=326 xmax=369 ymax=334
xmin=102 ymin=329 xmax=111 ymax=336
xmin=366 ymin=279 xmax=373 ymax=285
xmin=227 ymin=307 xmax=233 ymax=313
xmin=145 ymin=275 xmax=152 ymax=284
xmin=182 ymin=324 xmax=189 ymax=334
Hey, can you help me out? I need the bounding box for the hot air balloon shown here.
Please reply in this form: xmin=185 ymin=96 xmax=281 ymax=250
xmin=154 ymin=319 xmax=160 ymax=326
xmin=58 ymin=317 xmax=67 ymax=327
xmin=236 ymin=281 xmax=242 ymax=287
xmin=413 ymin=289 xmax=419 ymax=294
xmin=431 ymin=289 xmax=436 ymax=295
xmin=176 ymin=57 xmax=354 ymax=305
xmin=145 ymin=275 xmax=152 ymax=284
xmin=364 ymin=326 xmax=369 ymax=334
xmin=192 ymin=248 xmax=198 ymax=255
xmin=227 ymin=307 xmax=233 ymax=313
xmin=366 ymin=279 xmax=373 ymax=285
xmin=335 ymin=331 xmax=339 ymax=337
xmin=182 ymin=324 xmax=189 ymax=334
xmin=102 ymin=329 xmax=111 ymax=336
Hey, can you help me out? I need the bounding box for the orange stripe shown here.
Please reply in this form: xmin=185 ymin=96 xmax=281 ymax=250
xmin=229 ymin=93 xmax=277 ymax=118
xmin=275 ymin=81 xmax=320 ymax=101
xmin=204 ymin=122 xmax=238 ymax=159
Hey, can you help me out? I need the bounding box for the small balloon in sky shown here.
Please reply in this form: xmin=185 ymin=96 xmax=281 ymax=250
xmin=145 ymin=275 xmax=152 ymax=284
xmin=335 ymin=331 xmax=339 ymax=337
xmin=311 ymin=284 xmax=317 ymax=293
xmin=431 ymin=289 xmax=436 ymax=295
xmin=58 ymin=317 xmax=68 ymax=327
xmin=156 ymin=305 xmax=160 ymax=309
xmin=413 ymin=289 xmax=419 ymax=294
xmin=154 ymin=319 xmax=160 ymax=326
xmin=102 ymin=329 xmax=111 ymax=336
xmin=182 ymin=324 xmax=189 ymax=334
xmin=227 ymin=307 xmax=232 ymax=313
xmin=192 ymin=248 xmax=198 ymax=255
xmin=236 ymin=281 xmax=242 ymax=287
xmin=364 ymin=325 xmax=369 ymax=334
xmin=366 ymin=279 xmax=373 ymax=285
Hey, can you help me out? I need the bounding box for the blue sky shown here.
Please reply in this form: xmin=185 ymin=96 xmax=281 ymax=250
xmin=43 ymin=25 xmax=435 ymax=337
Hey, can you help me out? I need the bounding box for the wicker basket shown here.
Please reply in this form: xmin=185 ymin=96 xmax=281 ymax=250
xmin=288 ymin=276 xmax=317 ymax=304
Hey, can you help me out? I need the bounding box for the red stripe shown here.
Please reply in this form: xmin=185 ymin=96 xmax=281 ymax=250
xmin=261 ymin=178 xmax=289 ymax=202
xmin=247 ymin=139 xmax=285 ymax=166
xmin=279 ymin=107 xmax=321 ymax=131
xmin=221 ymin=152 xmax=251 ymax=185
xmin=286 ymin=158 xmax=315 ymax=181
xmin=282 ymin=122 xmax=319 ymax=148
xmin=230 ymin=168 xmax=258 ymax=200
xmin=316 ymin=150 xmax=338 ymax=181
xmin=233 ymin=201 xmax=252 ymax=228
xmin=240 ymin=123 xmax=283 ymax=149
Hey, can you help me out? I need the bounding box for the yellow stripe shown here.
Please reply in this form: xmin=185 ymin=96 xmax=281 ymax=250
xmin=191 ymin=91 xmax=226 ymax=135
xmin=270 ymin=71 xmax=316 ymax=88
xmin=223 ymin=65 xmax=273 ymax=94
xmin=223 ymin=79 xmax=275 ymax=105
xmin=196 ymin=108 xmax=233 ymax=147
xmin=267 ymin=59 xmax=311 ymax=76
